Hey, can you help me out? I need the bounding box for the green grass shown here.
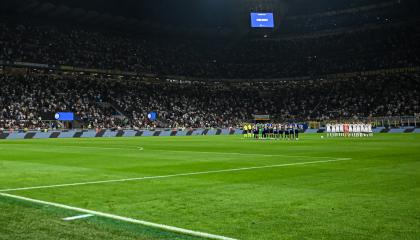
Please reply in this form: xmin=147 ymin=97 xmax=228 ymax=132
xmin=0 ymin=134 xmax=419 ymax=240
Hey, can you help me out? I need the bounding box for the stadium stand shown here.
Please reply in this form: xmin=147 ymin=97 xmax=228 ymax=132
xmin=0 ymin=0 xmax=419 ymax=130
xmin=1 ymin=13 xmax=419 ymax=79
xmin=1 ymin=70 xmax=419 ymax=130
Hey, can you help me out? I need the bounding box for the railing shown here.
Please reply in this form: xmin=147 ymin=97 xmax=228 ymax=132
xmin=2 ymin=115 xmax=419 ymax=132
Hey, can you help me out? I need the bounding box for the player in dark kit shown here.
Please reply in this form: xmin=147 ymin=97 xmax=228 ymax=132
xmin=268 ymin=124 xmax=273 ymax=138
xmin=279 ymin=124 xmax=284 ymax=139
xmin=290 ymin=124 xmax=295 ymax=140
xmin=254 ymin=125 xmax=259 ymax=139
xmin=284 ymin=124 xmax=289 ymax=139
xmin=273 ymin=124 xmax=278 ymax=139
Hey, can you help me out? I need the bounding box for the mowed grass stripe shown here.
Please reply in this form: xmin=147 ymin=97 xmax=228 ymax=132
xmin=1 ymin=140 xmax=349 ymax=190
xmin=3 ymin=142 xmax=344 ymax=159
xmin=0 ymin=195 xmax=204 ymax=240
xmin=0 ymin=158 xmax=351 ymax=192
xmin=0 ymin=192 xmax=237 ymax=240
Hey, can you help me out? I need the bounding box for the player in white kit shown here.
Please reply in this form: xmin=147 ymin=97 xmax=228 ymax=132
xmin=326 ymin=124 xmax=331 ymax=137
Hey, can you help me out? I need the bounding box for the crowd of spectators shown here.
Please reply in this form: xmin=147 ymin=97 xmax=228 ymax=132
xmin=1 ymin=1 xmax=419 ymax=130
xmin=1 ymin=70 xmax=419 ymax=130
xmin=281 ymin=1 xmax=415 ymax=34
xmin=1 ymin=7 xmax=419 ymax=79
xmin=0 ymin=72 xmax=121 ymax=130
xmin=286 ymin=0 xmax=397 ymax=16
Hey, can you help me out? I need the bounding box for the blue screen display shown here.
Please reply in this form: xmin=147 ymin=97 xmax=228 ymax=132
xmin=250 ymin=13 xmax=274 ymax=28
xmin=148 ymin=112 xmax=157 ymax=121
xmin=55 ymin=112 xmax=74 ymax=121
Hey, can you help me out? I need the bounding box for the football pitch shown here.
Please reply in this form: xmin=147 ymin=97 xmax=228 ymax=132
xmin=0 ymin=134 xmax=419 ymax=240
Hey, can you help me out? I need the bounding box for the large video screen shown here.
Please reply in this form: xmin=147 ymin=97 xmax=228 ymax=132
xmin=55 ymin=112 xmax=74 ymax=121
xmin=250 ymin=13 xmax=274 ymax=28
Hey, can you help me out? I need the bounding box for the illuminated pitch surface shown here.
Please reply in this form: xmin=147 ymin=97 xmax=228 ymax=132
xmin=0 ymin=135 xmax=419 ymax=240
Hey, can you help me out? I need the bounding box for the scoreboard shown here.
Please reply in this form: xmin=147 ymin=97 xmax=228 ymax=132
xmin=250 ymin=12 xmax=274 ymax=28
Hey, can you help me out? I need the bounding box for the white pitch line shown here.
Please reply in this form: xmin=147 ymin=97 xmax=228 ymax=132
xmin=0 ymin=158 xmax=351 ymax=193
xmin=63 ymin=213 xmax=94 ymax=221
xmin=0 ymin=192 xmax=236 ymax=240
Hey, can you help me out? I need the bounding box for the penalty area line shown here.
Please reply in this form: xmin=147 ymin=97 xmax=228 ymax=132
xmin=0 ymin=192 xmax=236 ymax=240
xmin=0 ymin=158 xmax=352 ymax=193
xmin=62 ymin=213 xmax=94 ymax=221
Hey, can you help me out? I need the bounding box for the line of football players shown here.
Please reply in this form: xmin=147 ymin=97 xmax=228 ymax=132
xmin=243 ymin=123 xmax=301 ymax=140
xmin=326 ymin=123 xmax=373 ymax=137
